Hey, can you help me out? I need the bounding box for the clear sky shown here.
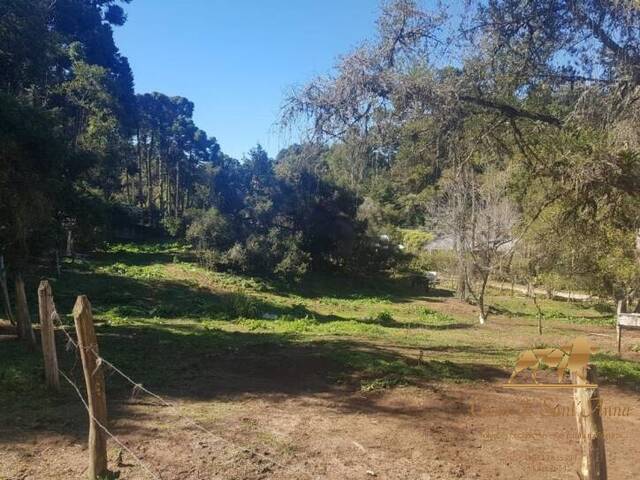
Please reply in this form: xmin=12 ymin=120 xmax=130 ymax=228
xmin=114 ymin=1 xmax=383 ymax=160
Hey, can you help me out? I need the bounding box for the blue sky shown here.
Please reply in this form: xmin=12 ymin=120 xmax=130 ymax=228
xmin=114 ymin=1 xmax=384 ymax=160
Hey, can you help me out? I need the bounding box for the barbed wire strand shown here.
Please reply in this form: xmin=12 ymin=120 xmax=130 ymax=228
xmin=52 ymin=313 xmax=311 ymax=477
xmin=93 ymin=352 xmax=293 ymax=472
xmin=58 ymin=369 xmax=162 ymax=480
xmin=52 ymin=310 xmax=77 ymax=349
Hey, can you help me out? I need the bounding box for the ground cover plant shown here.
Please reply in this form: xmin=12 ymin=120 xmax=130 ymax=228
xmin=3 ymin=244 xmax=640 ymax=478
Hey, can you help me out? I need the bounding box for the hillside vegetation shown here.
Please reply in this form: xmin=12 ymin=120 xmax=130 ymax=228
xmin=3 ymin=244 xmax=638 ymax=407
xmin=3 ymin=244 xmax=640 ymax=478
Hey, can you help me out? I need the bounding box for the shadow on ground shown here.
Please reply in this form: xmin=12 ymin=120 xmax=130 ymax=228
xmin=20 ymin=256 xmax=464 ymax=331
xmin=0 ymin=321 xmax=507 ymax=446
xmin=3 ymin=251 xmax=637 ymax=451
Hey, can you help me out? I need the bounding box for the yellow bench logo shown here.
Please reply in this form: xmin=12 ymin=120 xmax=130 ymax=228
xmin=505 ymin=337 xmax=598 ymax=388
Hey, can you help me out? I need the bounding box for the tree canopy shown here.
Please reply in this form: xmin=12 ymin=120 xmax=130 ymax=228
xmin=2 ymin=0 xmax=639 ymax=313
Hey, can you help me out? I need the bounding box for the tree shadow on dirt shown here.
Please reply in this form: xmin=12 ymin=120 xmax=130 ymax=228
xmin=4 ymin=256 xmax=635 ymax=453
xmin=3 ymin=318 xmax=637 ymax=461
xmin=0 ymin=323 xmax=508 ymax=447
xmin=423 ymin=344 xmax=521 ymax=356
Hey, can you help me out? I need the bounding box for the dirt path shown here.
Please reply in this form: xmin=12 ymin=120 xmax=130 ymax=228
xmin=2 ymin=374 xmax=638 ymax=480
xmin=486 ymin=280 xmax=595 ymax=302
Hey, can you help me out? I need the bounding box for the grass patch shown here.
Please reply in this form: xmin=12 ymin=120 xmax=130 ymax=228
xmin=488 ymin=294 xmax=614 ymax=326
xmin=419 ymin=308 xmax=457 ymax=325
xmin=104 ymin=241 xmax=189 ymax=254
xmin=2 ymin=240 xmax=637 ymax=433
xmin=593 ymin=354 xmax=640 ymax=390
xmin=98 ymin=262 xmax=166 ymax=279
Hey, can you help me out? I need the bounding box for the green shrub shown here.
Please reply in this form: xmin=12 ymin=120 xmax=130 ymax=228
xmin=186 ymin=207 xmax=232 ymax=250
xmin=162 ymin=216 xmax=184 ymax=237
xmin=400 ymin=229 xmax=433 ymax=253
xmin=419 ymin=307 xmax=457 ymax=324
xmin=363 ymin=310 xmax=395 ymax=326
xmin=274 ymin=243 xmax=310 ymax=281
xmin=221 ymin=242 xmax=248 ymax=271
xmin=225 ymin=294 xmax=260 ymax=318
xmin=409 ymin=249 xmax=456 ymax=275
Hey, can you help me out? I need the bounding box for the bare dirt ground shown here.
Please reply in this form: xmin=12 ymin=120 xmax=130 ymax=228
xmin=2 ymin=346 xmax=639 ymax=480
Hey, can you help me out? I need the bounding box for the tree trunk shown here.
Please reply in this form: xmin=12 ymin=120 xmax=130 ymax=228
xmin=137 ymin=129 xmax=144 ymax=208
xmin=175 ymin=162 xmax=180 ymax=217
xmin=454 ymin=232 xmax=467 ymax=300
xmin=15 ymin=274 xmax=35 ymax=347
xmin=124 ymin=169 xmax=131 ymax=204
xmin=55 ymin=250 xmax=61 ymax=278
xmin=477 ymin=273 xmax=489 ymax=324
xmin=146 ymin=131 xmax=154 ymax=221
xmin=0 ymin=255 xmax=15 ymax=325
xmin=66 ymin=229 xmax=74 ymax=258
xmin=532 ymin=289 xmax=544 ymax=335
xmin=159 ymin=157 xmax=164 ymax=218
xmin=456 ymin=258 xmax=467 ymax=300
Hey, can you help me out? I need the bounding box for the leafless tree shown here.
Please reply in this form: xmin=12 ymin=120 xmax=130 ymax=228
xmin=436 ymin=167 xmax=518 ymax=324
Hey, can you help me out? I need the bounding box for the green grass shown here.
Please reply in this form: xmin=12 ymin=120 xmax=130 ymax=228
xmin=487 ymin=291 xmax=615 ymax=326
xmin=593 ymin=353 xmax=640 ymax=390
xmin=2 ymin=241 xmax=638 ymax=422
xmin=103 ymin=241 xmax=190 ymax=254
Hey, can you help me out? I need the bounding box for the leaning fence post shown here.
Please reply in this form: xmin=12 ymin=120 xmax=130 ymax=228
xmin=38 ymin=280 xmax=59 ymax=391
xmin=573 ymin=365 xmax=607 ymax=480
xmin=73 ymin=295 xmax=108 ymax=479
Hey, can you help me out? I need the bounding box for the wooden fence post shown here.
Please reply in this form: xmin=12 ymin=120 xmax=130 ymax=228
xmin=38 ymin=280 xmax=59 ymax=391
xmin=15 ymin=274 xmax=35 ymax=347
xmin=73 ymin=295 xmax=108 ymax=479
xmin=573 ymin=365 xmax=607 ymax=480
xmin=0 ymin=255 xmax=15 ymax=325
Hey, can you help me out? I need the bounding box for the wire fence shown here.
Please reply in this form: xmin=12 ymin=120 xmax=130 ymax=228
xmin=50 ymin=305 xmax=315 ymax=480
xmin=58 ymin=369 xmax=162 ymax=480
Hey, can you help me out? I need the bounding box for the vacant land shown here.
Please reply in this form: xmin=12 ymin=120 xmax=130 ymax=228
xmin=1 ymin=243 xmax=639 ymax=479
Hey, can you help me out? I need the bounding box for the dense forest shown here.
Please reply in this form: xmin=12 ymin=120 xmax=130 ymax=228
xmin=2 ymin=0 xmax=640 ymax=329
